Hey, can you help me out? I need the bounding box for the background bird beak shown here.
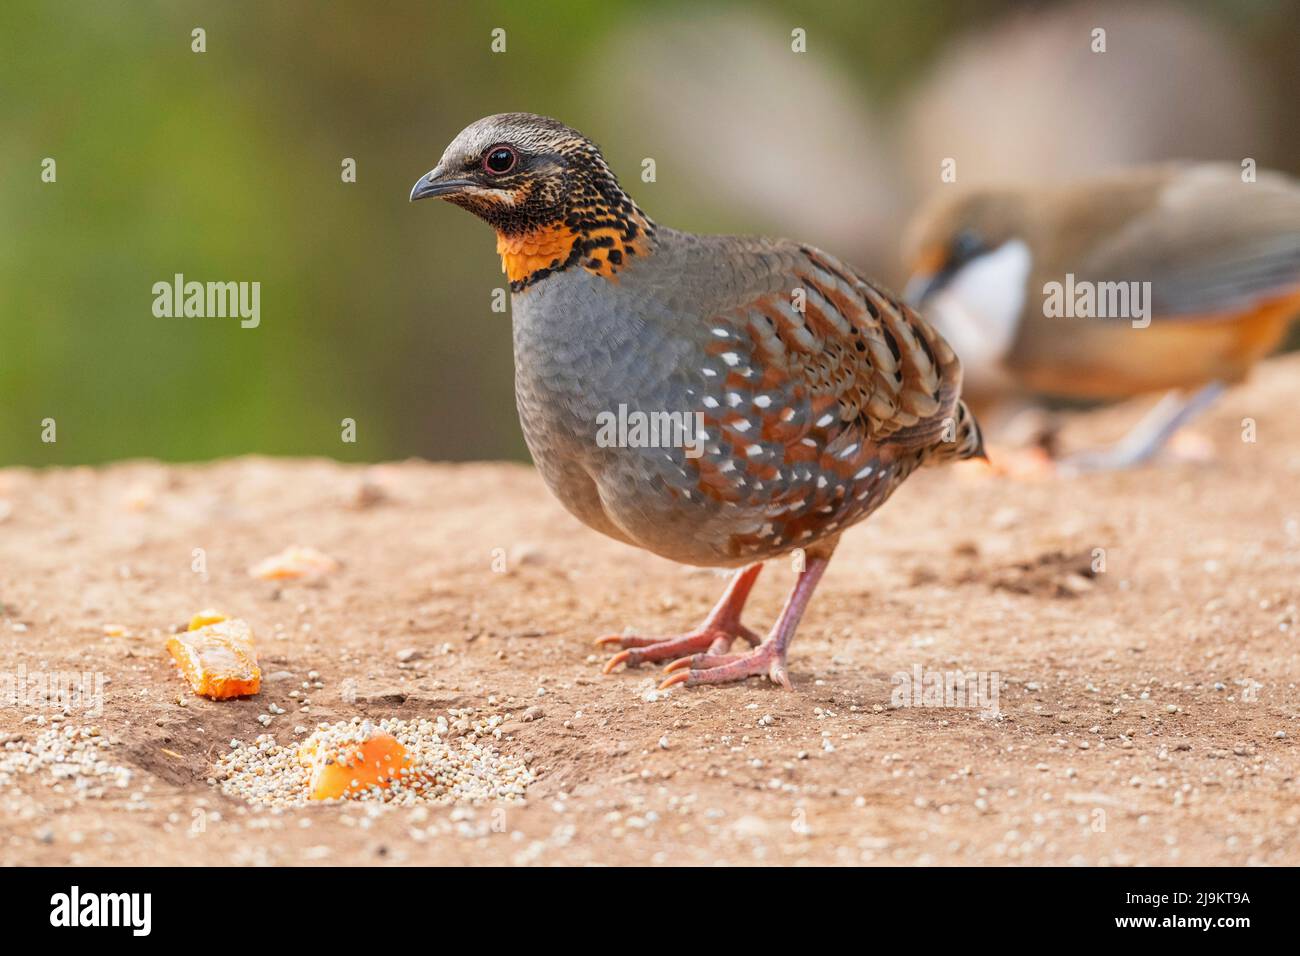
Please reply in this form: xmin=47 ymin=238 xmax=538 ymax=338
xmin=903 ymin=272 xmax=941 ymax=306
xmin=903 ymin=245 xmax=956 ymax=305
xmin=409 ymin=169 xmax=474 ymax=202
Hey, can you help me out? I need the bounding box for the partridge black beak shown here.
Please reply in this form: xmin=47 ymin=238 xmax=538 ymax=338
xmin=409 ymin=171 xmax=474 ymax=202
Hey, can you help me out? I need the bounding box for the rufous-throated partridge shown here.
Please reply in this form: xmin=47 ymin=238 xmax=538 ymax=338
xmin=412 ymin=114 xmax=984 ymax=689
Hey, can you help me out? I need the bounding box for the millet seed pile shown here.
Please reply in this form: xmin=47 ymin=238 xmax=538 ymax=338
xmin=0 ymin=724 xmax=133 ymax=797
xmin=214 ymin=715 xmax=534 ymax=808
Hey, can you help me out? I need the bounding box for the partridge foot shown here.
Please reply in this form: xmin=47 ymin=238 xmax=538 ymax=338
xmin=653 ymin=547 xmax=834 ymax=692
xmin=659 ymin=641 xmax=791 ymax=690
xmin=597 ymin=564 xmax=763 ymax=673
xmin=597 ymin=623 xmax=760 ymax=672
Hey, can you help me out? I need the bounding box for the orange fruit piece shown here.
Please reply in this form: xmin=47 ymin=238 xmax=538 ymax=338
xmin=299 ymin=729 xmax=411 ymax=801
xmin=248 ymin=545 xmax=339 ymax=581
xmin=188 ymin=609 xmax=228 ymax=630
xmin=166 ymin=619 xmax=261 ymax=699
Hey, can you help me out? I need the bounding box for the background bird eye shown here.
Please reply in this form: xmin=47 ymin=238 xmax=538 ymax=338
xmin=483 ymin=146 xmax=516 ymax=174
xmin=950 ymin=229 xmax=984 ymax=265
xmin=951 ymin=231 xmax=977 ymax=260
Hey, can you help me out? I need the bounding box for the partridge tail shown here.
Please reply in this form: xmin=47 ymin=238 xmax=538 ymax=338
xmin=926 ymin=400 xmax=986 ymax=465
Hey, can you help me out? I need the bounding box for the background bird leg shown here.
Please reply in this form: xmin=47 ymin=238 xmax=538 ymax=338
xmin=1061 ymin=381 xmax=1226 ymax=473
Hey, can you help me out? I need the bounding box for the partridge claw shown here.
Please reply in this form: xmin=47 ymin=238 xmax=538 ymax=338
xmin=602 ymin=650 xmax=633 ymax=675
xmin=657 ymin=670 xmax=692 ymax=691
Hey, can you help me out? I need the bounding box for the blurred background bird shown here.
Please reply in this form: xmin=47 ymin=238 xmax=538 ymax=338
xmin=902 ymin=164 xmax=1300 ymax=470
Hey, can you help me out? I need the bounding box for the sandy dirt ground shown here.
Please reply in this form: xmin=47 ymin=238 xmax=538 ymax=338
xmin=2 ymin=356 xmax=1298 ymax=867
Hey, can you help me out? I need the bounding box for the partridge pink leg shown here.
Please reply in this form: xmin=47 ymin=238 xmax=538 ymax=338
xmin=597 ymin=563 xmax=763 ymax=673
xmin=659 ymin=552 xmax=832 ymax=691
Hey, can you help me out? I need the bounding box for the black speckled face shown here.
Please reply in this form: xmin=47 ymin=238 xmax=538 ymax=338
xmin=414 ymin=113 xmax=657 ymax=288
xmin=414 ymin=113 xmax=613 ymax=235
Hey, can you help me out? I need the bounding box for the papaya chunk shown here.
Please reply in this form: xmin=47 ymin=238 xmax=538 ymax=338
xmin=249 ymin=545 xmax=338 ymax=581
xmin=298 ymin=724 xmax=411 ymax=800
xmin=166 ymin=618 xmax=261 ymax=699
xmin=188 ymin=609 xmax=228 ymax=630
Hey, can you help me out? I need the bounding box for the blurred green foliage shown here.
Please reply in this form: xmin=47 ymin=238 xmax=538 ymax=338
xmin=2 ymin=0 xmax=1298 ymax=466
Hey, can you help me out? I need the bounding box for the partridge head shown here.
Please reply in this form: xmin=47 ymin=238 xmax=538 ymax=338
xmin=411 ymin=113 xmax=651 ymax=288
xmin=413 ymin=113 xmax=984 ymax=689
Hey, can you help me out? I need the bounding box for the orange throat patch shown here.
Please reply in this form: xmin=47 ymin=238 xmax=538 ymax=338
xmin=495 ymin=212 xmax=653 ymax=290
xmin=496 ymin=225 xmax=578 ymax=284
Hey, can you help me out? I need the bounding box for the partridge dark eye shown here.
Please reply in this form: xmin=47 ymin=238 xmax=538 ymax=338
xmin=484 ymin=147 xmax=516 ymax=174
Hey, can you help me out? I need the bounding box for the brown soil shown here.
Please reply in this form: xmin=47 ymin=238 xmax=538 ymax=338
xmin=2 ymin=357 xmax=1298 ymax=866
